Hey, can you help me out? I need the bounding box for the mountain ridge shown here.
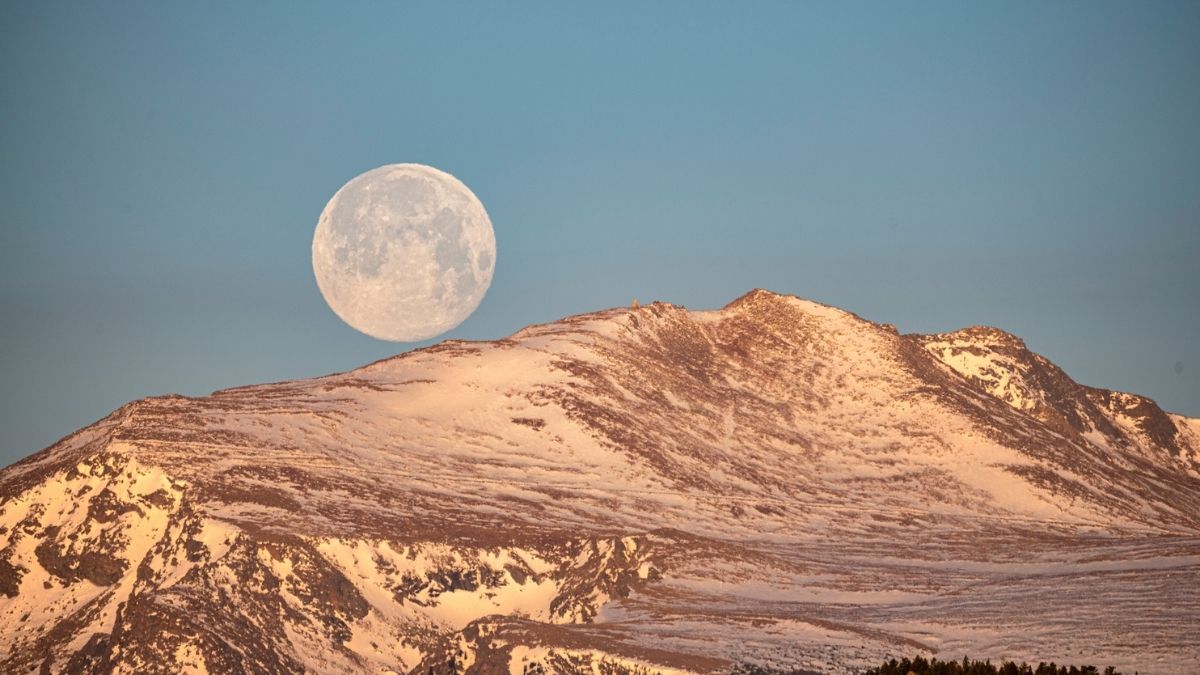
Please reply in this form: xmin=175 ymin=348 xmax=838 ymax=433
xmin=2 ymin=289 xmax=1197 ymax=674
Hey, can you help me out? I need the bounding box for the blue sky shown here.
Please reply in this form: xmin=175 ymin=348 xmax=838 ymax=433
xmin=1 ymin=2 xmax=1198 ymax=464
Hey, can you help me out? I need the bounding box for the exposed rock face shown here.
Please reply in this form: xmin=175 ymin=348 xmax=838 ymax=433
xmin=1 ymin=289 xmax=1197 ymax=674
xmin=916 ymin=326 xmax=1199 ymax=473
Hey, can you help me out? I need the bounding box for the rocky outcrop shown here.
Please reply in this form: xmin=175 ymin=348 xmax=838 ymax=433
xmin=1 ymin=290 xmax=1197 ymax=673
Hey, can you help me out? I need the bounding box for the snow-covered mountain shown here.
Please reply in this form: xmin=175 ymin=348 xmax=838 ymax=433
xmin=2 ymin=289 xmax=1197 ymax=674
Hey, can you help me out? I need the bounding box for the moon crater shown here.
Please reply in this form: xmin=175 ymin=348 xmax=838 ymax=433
xmin=312 ymin=164 xmax=496 ymax=341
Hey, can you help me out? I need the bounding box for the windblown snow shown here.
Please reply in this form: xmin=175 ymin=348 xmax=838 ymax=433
xmin=1 ymin=289 xmax=1197 ymax=674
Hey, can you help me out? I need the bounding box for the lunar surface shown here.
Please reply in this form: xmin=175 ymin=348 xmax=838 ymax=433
xmin=312 ymin=163 xmax=496 ymax=341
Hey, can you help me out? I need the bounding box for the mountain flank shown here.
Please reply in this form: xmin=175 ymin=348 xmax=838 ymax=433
xmin=2 ymin=289 xmax=1197 ymax=674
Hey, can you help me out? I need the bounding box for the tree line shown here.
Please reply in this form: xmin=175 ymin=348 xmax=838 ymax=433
xmin=731 ymin=655 xmax=1135 ymax=675
xmin=859 ymin=655 xmax=1130 ymax=675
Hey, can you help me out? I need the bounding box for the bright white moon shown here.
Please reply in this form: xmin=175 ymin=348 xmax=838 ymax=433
xmin=312 ymin=164 xmax=496 ymax=342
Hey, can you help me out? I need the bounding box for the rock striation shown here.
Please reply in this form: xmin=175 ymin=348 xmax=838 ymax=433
xmin=2 ymin=290 xmax=1197 ymax=673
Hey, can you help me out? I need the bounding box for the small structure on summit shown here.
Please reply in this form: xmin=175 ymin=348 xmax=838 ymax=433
xmin=631 ymin=298 xmax=639 ymax=309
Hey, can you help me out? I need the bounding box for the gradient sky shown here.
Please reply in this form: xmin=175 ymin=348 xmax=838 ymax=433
xmin=2 ymin=2 xmax=1198 ymax=466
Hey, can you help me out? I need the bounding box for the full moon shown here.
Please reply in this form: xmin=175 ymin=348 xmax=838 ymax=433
xmin=312 ymin=164 xmax=496 ymax=342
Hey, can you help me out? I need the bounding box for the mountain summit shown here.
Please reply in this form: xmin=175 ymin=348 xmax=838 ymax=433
xmin=2 ymin=290 xmax=1197 ymax=674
